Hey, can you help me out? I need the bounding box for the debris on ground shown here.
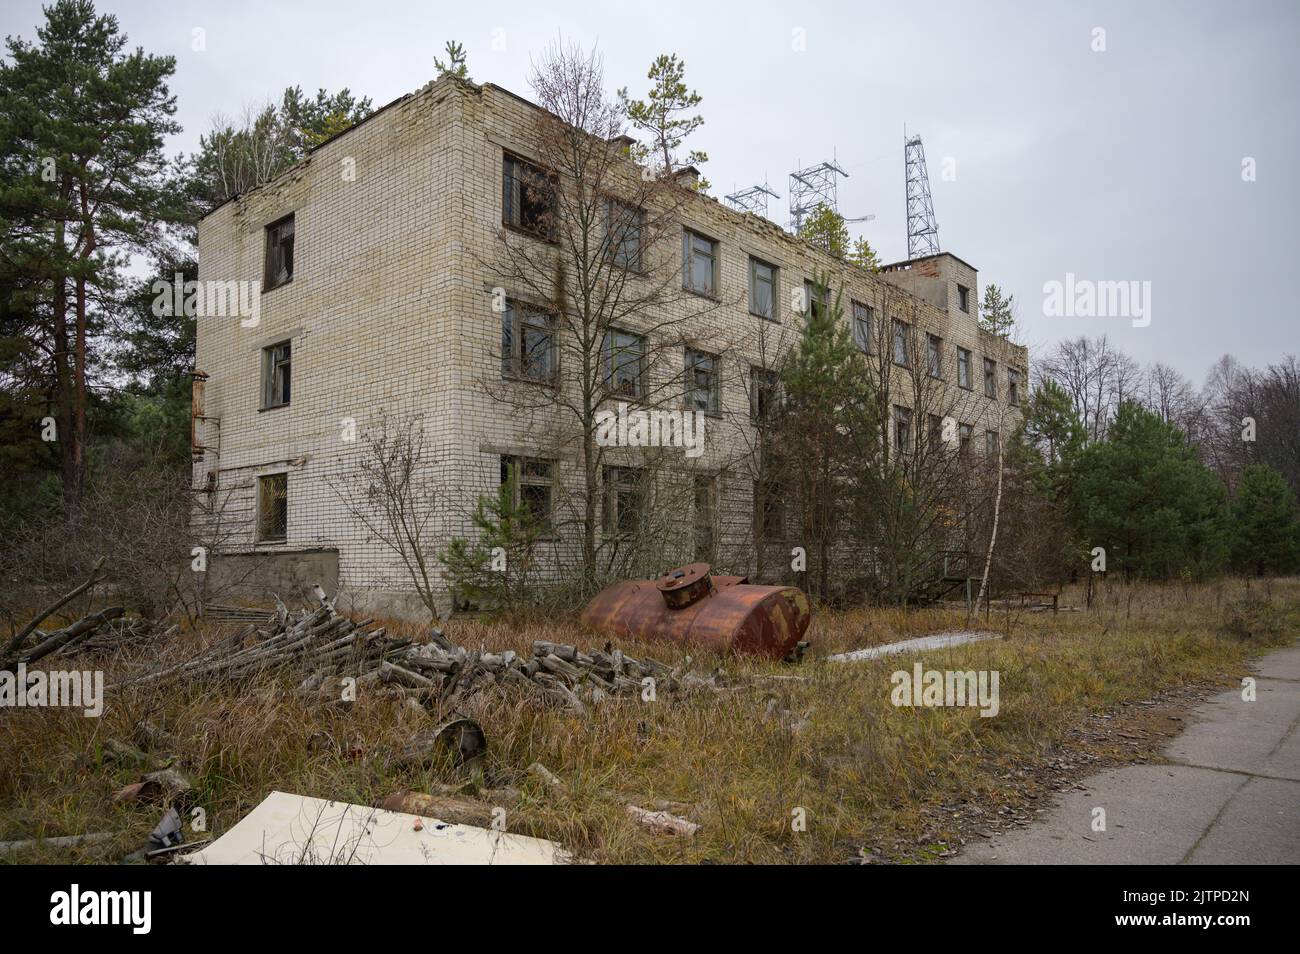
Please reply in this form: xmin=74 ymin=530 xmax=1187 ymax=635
xmin=183 ymin=791 xmax=566 ymax=865
xmin=826 ymin=631 xmax=1001 ymax=663
xmin=626 ymin=804 xmax=699 ymax=837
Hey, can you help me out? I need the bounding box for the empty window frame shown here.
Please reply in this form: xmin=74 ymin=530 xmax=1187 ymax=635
xmin=605 ymin=198 xmax=643 ymax=269
xmin=685 ymin=348 xmax=720 ymax=414
xmin=261 ymin=340 xmax=291 ymax=409
xmin=983 ymin=357 xmax=998 ymax=398
xmin=926 ymin=333 xmax=943 ymax=378
xmin=803 ymin=279 xmax=829 ymax=322
xmin=257 ymin=473 xmax=288 ymax=542
xmin=750 ymin=366 xmax=779 ymax=423
xmin=502 ymin=153 xmax=555 ymax=237
xmin=749 ymin=257 xmax=777 ymax=319
xmin=958 ymin=423 xmax=974 ymax=453
xmin=1008 ymin=368 xmax=1022 ymax=406
xmin=957 ymin=347 xmax=972 ymax=389
xmin=852 ymin=300 xmax=875 ymax=353
xmin=602 ymin=328 xmax=646 ymax=398
xmin=264 ymin=215 xmax=295 ymax=291
xmin=501 ymin=302 xmax=555 ymax=382
xmin=501 ymin=456 xmax=554 ymax=531
xmin=754 ymin=478 xmax=785 ymax=539
xmin=986 ymin=429 xmax=1000 ymax=458
xmin=892 ymin=319 xmax=911 ymax=367
xmin=894 ymin=405 xmax=913 ymax=454
xmin=683 ymin=229 xmax=718 ymax=296
xmin=603 ymin=465 xmax=647 ymax=536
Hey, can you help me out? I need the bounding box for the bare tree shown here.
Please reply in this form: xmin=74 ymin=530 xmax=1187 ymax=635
xmin=1038 ymin=334 xmax=1141 ymax=442
xmin=328 ymin=412 xmax=442 ymax=622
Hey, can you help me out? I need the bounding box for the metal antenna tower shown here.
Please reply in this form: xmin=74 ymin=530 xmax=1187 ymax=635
xmin=904 ymin=134 xmax=940 ymax=258
xmin=725 ymin=182 xmax=781 ymax=218
xmin=788 ymin=159 xmax=849 ymax=233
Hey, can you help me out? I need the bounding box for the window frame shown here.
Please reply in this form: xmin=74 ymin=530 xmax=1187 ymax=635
xmin=892 ymin=318 xmax=912 ymax=368
xmin=261 ymin=340 xmax=292 ymax=410
xmin=893 ymin=404 xmax=914 ymax=455
xmin=852 ymin=300 xmax=875 ymax=354
xmin=926 ymin=333 xmax=943 ymax=378
xmin=1008 ymin=368 xmax=1022 ymax=406
xmin=501 ymin=301 xmax=557 ymax=384
xmin=983 ymin=356 xmax=998 ymax=399
xmin=602 ymin=327 xmax=646 ymax=399
xmin=748 ymin=256 xmax=777 ymax=320
xmin=957 ymin=283 xmax=971 ymax=313
xmin=263 ymin=214 xmax=295 ymax=292
xmin=501 ymin=455 xmax=555 ymax=533
xmin=684 ymin=347 xmax=721 ymax=416
xmin=502 ymin=152 xmax=557 ymax=240
xmin=957 ymin=347 xmax=972 ymax=390
xmin=603 ymin=465 xmax=648 ymax=538
xmin=750 ymin=365 xmax=780 ymax=423
xmin=256 ymin=472 xmax=288 ymax=543
xmin=682 ymin=228 xmax=719 ymax=297
xmin=603 ymin=196 xmax=644 ymax=271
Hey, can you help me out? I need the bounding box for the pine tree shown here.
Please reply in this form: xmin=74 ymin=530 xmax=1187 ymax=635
xmin=0 ymin=0 xmax=180 ymax=516
xmin=1229 ymin=464 xmax=1300 ymax=575
xmin=798 ymin=203 xmax=849 ymax=258
xmin=979 ymin=283 xmax=1016 ymax=338
xmin=618 ymin=54 xmax=709 ymax=187
xmin=434 ymin=41 xmax=469 ymax=81
xmin=440 ymin=464 xmax=543 ymax=615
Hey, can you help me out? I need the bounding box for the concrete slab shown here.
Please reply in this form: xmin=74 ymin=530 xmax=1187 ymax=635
xmin=185 ymin=791 xmax=567 ymax=865
xmin=827 ymin=631 xmax=1000 ymax=662
xmin=1187 ymin=777 xmax=1300 ymax=864
xmin=952 ymin=765 xmax=1247 ymax=865
xmin=952 ymin=639 xmax=1300 ymax=865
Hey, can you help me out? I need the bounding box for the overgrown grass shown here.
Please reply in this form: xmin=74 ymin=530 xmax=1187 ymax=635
xmin=2 ymin=577 xmax=1296 ymax=864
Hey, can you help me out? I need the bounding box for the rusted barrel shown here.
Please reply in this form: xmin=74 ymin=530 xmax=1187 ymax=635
xmin=580 ymin=563 xmax=811 ymax=659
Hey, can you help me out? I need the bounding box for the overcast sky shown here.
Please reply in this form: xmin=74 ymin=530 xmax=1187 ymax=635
xmin=4 ymin=0 xmax=1296 ymax=382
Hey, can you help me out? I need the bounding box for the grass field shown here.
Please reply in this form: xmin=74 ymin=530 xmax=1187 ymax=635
xmin=2 ymin=576 xmax=1297 ymax=864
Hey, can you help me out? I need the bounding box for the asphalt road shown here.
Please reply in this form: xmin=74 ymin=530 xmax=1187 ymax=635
xmin=952 ymin=642 xmax=1300 ymax=865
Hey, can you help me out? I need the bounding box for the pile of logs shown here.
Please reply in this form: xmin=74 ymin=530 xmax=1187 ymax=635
xmin=365 ymin=633 xmax=729 ymax=715
xmin=124 ymin=591 xmax=410 ymax=689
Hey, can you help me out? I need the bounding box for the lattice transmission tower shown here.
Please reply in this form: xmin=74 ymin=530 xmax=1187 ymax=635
xmin=787 ymin=160 xmax=849 ymax=233
xmin=724 ymin=182 xmax=781 ymax=218
xmin=904 ymin=134 xmax=941 ymax=258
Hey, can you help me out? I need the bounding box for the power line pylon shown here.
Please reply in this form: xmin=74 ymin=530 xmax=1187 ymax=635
xmin=788 ymin=160 xmax=848 ymax=233
xmin=904 ymin=134 xmax=941 ymax=258
xmin=725 ymin=182 xmax=781 ymax=218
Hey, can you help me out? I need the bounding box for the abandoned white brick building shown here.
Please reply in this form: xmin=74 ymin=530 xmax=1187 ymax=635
xmin=193 ymin=76 xmax=1028 ymax=615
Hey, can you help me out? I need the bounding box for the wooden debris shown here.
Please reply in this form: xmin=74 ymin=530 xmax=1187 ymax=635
xmin=626 ymin=804 xmax=699 ymax=837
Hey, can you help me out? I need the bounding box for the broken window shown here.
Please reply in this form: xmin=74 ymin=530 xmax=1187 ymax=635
xmin=501 ymin=456 xmax=554 ymax=531
xmin=803 ymin=279 xmax=829 ymax=322
xmin=261 ymin=340 xmax=291 ymax=409
xmin=894 ymin=405 xmax=913 ymax=454
xmin=1008 ymin=368 xmax=1022 ymax=406
xmin=959 ymin=423 xmax=973 ymax=454
xmin=750 ymin=366 xmax=779 ymax=423
xmin=264 ymin=215 xmax=295 ymax=291
xmin=927 ymin=333 xmax=943 ymax=378
xmin=694 ymin=474 xmax=717 ymax=561
xmin=852 ymin=300 xmax=875 ymax=353
xmin=602 ymin=328 xmax=645 ymax=398
xmin=603 ymin=465 xmax=647 ymax=536
xmin=257 ymin=473 xmax=288 ymax=542
xmin=892 ymin=319 xmax=911 ymax=368
xmin=683 ymin=230 xmax=718 ymax=296
xmin=685 ymin=348 xmax=720 ymax=414
xmin=984 ymin=357 xmax=998 ymax=398
xmin=749 ymin=257 xmax=777 ymax=319
xmin=605 ymin=198 xmax=643 ymax=269
xmin=501 ymin=303 xmax=555 ymax=382
xmin=957 ymin=347 xmax=972 ymax=389
xmin=503 ymin=154 xmax=555 ymax=238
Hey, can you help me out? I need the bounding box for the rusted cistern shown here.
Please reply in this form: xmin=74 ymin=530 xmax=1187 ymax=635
xmin=580 ymin=563 xmax=811 ymax=659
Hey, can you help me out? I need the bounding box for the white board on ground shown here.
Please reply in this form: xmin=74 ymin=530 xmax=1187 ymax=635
xmin=184 ymin=791 xmax=567 ymax=865
xmin=827 ymin=631 xmax=1001 ymax=663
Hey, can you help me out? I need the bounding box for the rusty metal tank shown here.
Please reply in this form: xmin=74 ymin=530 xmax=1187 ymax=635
xmin=580 ymin=563 xmax=811 ymax=659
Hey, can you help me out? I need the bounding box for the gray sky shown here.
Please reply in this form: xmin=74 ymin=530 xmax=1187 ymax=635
xmin=4 ymin=0 xmax=1297 ymax=382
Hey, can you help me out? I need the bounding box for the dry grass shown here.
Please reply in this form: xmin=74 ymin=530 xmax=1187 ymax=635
xmin=2 ymin=576 xmax=1296 ymax=864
